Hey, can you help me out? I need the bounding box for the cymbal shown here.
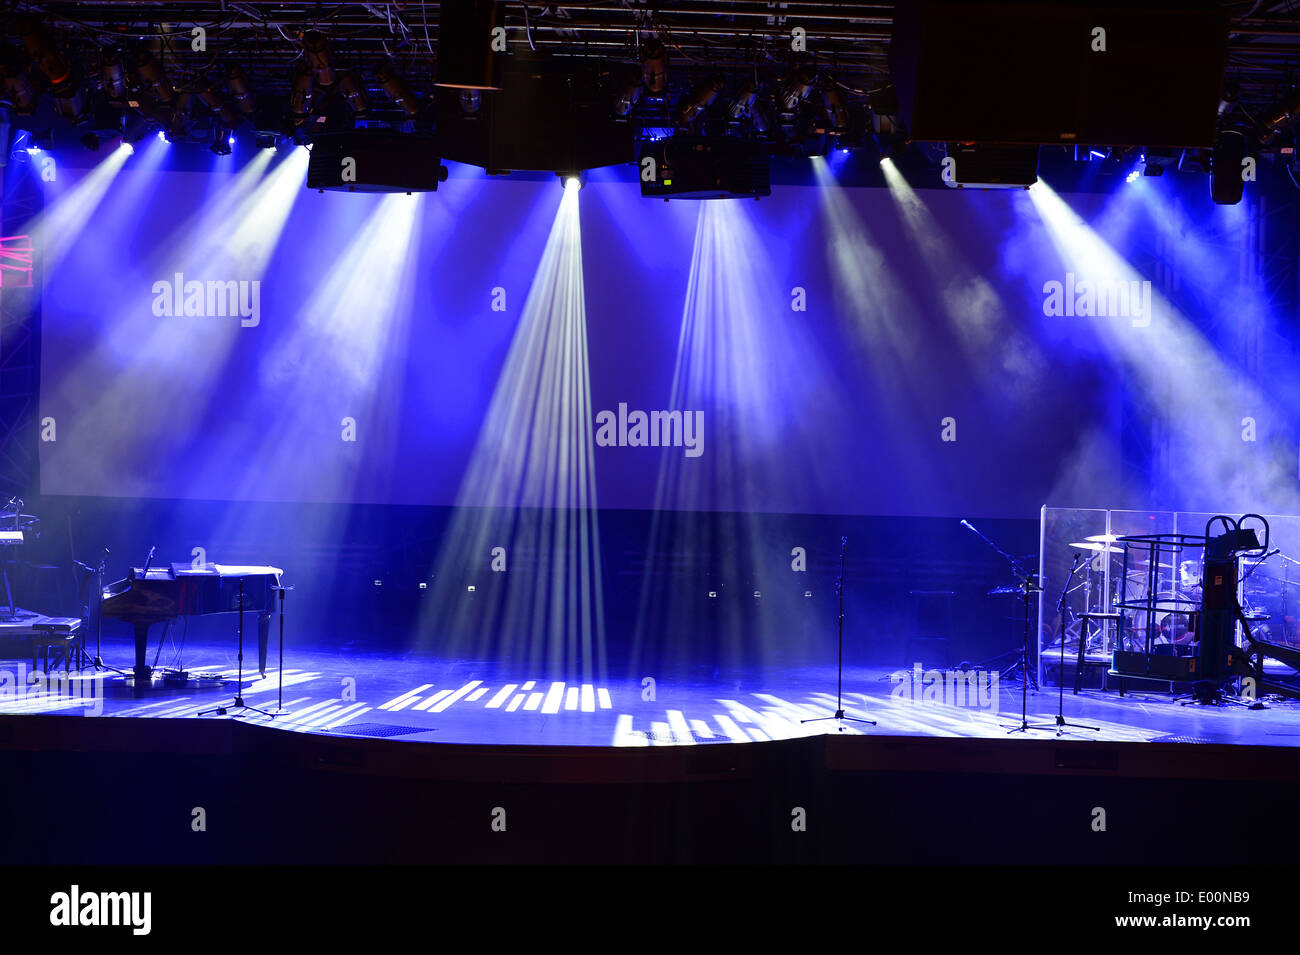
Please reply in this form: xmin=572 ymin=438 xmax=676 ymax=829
xmin=1085 ymin=533 xmax=1123 ymax=543
xmin=1071 ymin=541 xmax=1121 ymax=552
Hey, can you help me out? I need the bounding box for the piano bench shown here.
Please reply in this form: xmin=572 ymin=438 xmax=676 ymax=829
xmin=31 ymin=618 xmax=82 ymax=676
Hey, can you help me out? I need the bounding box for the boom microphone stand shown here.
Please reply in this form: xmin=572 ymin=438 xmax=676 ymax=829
xmin=959 ymin=519 xmax=1051 ymax=733
xmin=802 ymin=537 xmax=876 ymax=730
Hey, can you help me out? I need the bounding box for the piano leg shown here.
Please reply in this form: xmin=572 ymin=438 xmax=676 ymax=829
xmin=257 ymin=611 xmax=270 ymax=677
xmin=133 ymin=622 xmax=152 ymax=691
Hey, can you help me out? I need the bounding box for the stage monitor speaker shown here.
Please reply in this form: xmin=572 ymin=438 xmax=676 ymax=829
xmin=307 ymin=131 xmax=447 ymax=193
xmin=890 ymin=0 xmax=1229 ymax=147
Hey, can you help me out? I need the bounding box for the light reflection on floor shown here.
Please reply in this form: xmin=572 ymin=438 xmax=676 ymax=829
xmin=1 ymin=637 xmax=1296 ymax=747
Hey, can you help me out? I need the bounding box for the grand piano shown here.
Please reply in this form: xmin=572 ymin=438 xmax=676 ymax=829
xmin=101 ymin=563 xmax=282 ymax=688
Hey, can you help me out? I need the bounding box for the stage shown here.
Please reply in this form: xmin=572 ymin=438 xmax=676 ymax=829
xmin=3 ymin=634 xmax=1298 ymax=865
xmin=4 ymin=633 xmax=1300 ymax=748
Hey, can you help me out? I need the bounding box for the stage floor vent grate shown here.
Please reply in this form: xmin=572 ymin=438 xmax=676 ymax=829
xmin=329 ymin=723 xmax=431 ymax=739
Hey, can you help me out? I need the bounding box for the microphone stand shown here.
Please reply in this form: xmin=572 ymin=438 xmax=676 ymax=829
xmin=802 ymin=536 xmax=875 ymax=730
xmin=959 ymin=519 xmax=1049 ymax=733
xmin=198 ymin=579 xmax=274 ymax=718
xmin=1047 ymin=553 xmax=1099 ymax=735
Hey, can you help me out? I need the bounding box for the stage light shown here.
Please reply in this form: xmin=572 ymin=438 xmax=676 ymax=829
xmin=338 ymin=70 xmax=368 ymax=114
xmin=459 ymin=89 xmax=482 ymax=115
xmin=135 ymin=50 xmax=175 ymax=104
xmin=303 ymin=31 xmax=336 ymax=88
xmin=727 ymin=78 xmax=759 ymax=120
xmin=1258 ymin=88 xmax=1300 ymax=146
xmin=378 ymin=62 xmax=419 ymax=116
xmin=560 ymin=171 xmax=586 ymax=191
xmin=0 ymin=46 xmax=37 ymax=116
xmin=821 ymin=76 xmax=849 ymax=131
xmin=778 ymin=66 xmax=817 ymax=113
xmin=198 ymin=76 xmax=242 ymax=129
xmin=119 ymin=141 xmax=133 ymax=155
xmin=641 ymin=39 xmax=669 ymax=95
xmin=1125 ymin=168 xmax=1140 ymax=183
xmin=209 ymin=128 xmax=232 ymax=155
xmin=612 ymin=65 xmax=642 ymax=116
xmin=157 ymin=130 xmax=168 ymax=143
xmin=289 ymin=60 xmax=314 ymax=127
xmin=227 ymin=65 xmax=256 ymax=117
xmin=101 ymin=53 xmax=127 ymax=105
xmin=1210 ymin=129 xmax=1248 ymax=204
xmin=436 ymin=0 xmax=506 ymax=90
xmin=19 ymin=17 xmax=87 ymax=122
xmin=676 ymin=74 xmax=725 ymax=126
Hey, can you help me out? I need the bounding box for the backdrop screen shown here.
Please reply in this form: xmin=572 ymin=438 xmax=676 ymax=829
xmin=35 ymin=151 xmax=1300 ymax=518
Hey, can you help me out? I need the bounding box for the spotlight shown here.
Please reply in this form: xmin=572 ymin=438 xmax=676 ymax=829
xmin=337 ymin=69 xmax=368 ymax=115
xmin=558 ymin=170 xmax=586 ymax=191
xmin=209 ymin=127 xmax=232 ymax=155
xmin=0 ymin=48 xmax=37 ymax=116
xmin=157 ymin=130 xmax=168 ymax=143
xmin=459 ymin=89 xmax=482 ymax=115
xmin=227 ymin=65 xmax=256 ymax=117
xmin=726 ymin=78 xmax=759 ymax=121
xmin=436 ymin=0 xmax=506 ymax=90
xmin=778 ymin=65 xmax=817 ymax=114
xmin=289 ymin=61 xmax=314 ymax=127
xmin=100 ymin=52 xmax=127 ymax=105
xmin=20 ymin=17 xmax=87 ymax=122
xmin=869 ymin=85 xmax=902 ymax=136
xmin=119 ymin=141 xmax=134 ymax=155
xmin=821 ymin=76 xmax=849 ymax=131
xmin=169 ymin=92 xmax=192 ymax=140
xmin=612 ymin=65 xmax=643 ymax=117
xmin=1125 ymin=168 xmax=1140 ymax=183
xmin=676 ymin=74 xmax=725 ymax=125
xmin=303 ymin=31 xmax=336 ymax=88
xmin=641 ymin=39 xmax=669 ymax=95
xmin=198 ymin=76 xmax=242 ymax=129
xmin=1211 ymin=128 xmax=1248 ymax=204
xmin=378 ymin=62 xmax=419 ymax=117
xmin=135 ymin=49 xmax=175 ymax=104
xmin=1258 ymin=87 xmax=1300 ymax=146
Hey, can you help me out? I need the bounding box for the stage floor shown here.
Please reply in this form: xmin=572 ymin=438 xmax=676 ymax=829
xmin=3 ymin=633 xmax=1299 ymax=748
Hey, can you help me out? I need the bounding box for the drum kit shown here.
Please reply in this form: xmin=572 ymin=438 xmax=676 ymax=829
xmin=1057 ymin=532 xmax=1191 ymax=656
